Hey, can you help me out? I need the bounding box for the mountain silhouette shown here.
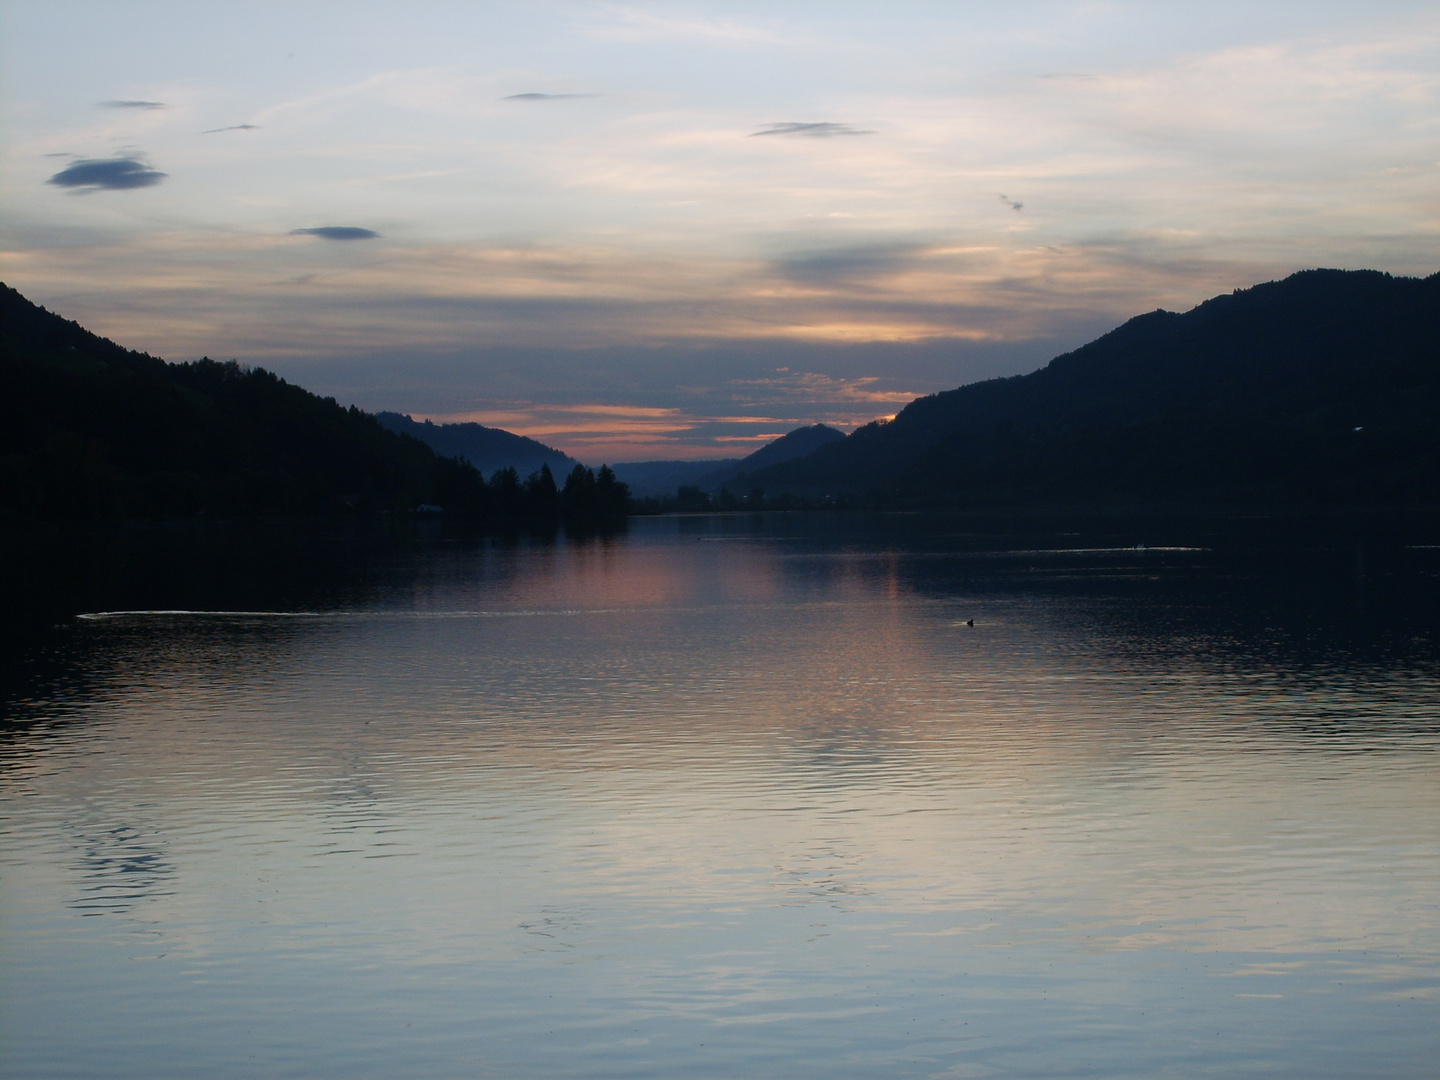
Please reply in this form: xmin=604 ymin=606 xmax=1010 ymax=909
xmin=376 ymin=412 xmax=576 ymax=479
xmin=704 ymin=424 xmax=845 ymax=490
xmin=0 ymin=283 xmax=488 ymax=520
xmin=613 ymin=425 xmax=845 ymax=499
xmin=745 ymin=269 xmax=1440 ymax=507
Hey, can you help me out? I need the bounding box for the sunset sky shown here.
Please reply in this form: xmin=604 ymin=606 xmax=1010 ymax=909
xmin=2 ymin=1 xmax=1436 ymax=461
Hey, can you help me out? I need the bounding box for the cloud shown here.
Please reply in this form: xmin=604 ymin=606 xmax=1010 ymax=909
xmin=998 ymin=193 xmax=1023 ymax=211
xmin=416 ymin=401 xmax=811 ymax=461
xmin=288 ymin=226 xmax=380 ymax=240
xmin=504 ymin=93 xmax=597 ymax=101
xmin=750 ymin=122 xmax=873 ymax=138
xmin=46 ymin=157 xmax=166 ymax=191
xmin=772 ymin=243 xmax=929 ymax=285
xmin=727 ymin=371 xmax=919 ymax=405
xmin=201 ymin=124 xmax=260 ymax=134
xmin=99 ymin=99 xmax=166 ymax=110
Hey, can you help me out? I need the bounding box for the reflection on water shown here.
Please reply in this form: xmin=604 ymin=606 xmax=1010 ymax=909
xmin=71 ymin=822 xmax=175 ymax=916
xmin=1 ymin=513 xmax=1437 ymax=1079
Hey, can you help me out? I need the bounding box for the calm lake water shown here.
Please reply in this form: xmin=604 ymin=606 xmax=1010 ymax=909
xmin=2 ymin=512 xmax=1438 ymax=1079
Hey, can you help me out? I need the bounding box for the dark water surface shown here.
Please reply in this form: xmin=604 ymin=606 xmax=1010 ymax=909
xmin=2 ymin=513 xmax=1437 ymax=1079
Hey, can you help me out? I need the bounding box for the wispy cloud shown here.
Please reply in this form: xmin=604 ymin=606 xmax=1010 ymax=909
xmin=727 ymin=371 xmax=919 ymax=405
xmin=99 ymin=99 xmax=166 ymax=110
xmin=419 ymin=401 xmax=809 ymax=461
xmin=289 ymin=226 xmax=380 ymax=240
xmin=504 ymin=92 xmax=598 ymax=101
xmin=998 ymin=194 xmax=1023 ymax=211
xmin=201 ymin=124 xmax=260 ymax=134
xmin=750 ymin=122 xmax=872 ymax=138
xmin=46 ymin=157 xmax=166 ymax=191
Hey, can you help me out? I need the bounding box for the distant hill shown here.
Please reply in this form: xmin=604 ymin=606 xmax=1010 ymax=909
xmin=705 ymin=424 xmax=846 ymax=491
xmin=376 ymin=412 xmax=577 ymax=479
xmin=747 ymin=269 xmax=1440 ymax=508
xmin=611 ymin=459 xmax=740 ymax=499
xmin=613 ymin=425 xmax=845 ymax=499
xmin=0 ymin=284 xmax=487 ymax=520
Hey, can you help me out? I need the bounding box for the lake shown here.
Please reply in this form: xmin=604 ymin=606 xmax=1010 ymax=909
xmin=2 ymin=512 xmax=1437 ymax=1079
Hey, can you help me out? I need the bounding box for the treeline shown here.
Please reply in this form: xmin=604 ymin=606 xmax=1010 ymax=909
xmin=483 ymin=463 xmax=630 ymax=523
xmin=0 ymin=283 xmax=626 ymax=526
xmin=631 ymin=484 xmax=849 ymax=514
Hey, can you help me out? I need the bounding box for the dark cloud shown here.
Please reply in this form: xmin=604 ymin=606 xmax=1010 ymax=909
xmin=750 ymin=122 xmax=872 ymax=138
xmin=201 ymin=124 xmax=260 ymax=134
xmin=504 ymin=92 xmax=597 ymax=101
xmin=47 ymin=157 xmax=167 ymax=191
xmin=289 ymin=226 xmax=380 ymax=241
xmin=100 ymin=100 xmax=166 ymax=109
xmin=772 ymin=242 xmax=928 ymax=285
xmin=998 ymin=193 xmax=1023 ymax=211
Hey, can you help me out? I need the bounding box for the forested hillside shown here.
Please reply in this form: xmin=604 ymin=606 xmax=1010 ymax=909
xmin=0 ymin=284 xmax=626 ymax=524
xmin=749 ymin=269 xmax=1440 ymax=508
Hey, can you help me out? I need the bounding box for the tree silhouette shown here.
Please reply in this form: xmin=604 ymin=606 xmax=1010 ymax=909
xmin=525 ymin=463 xmax=560 ymax=517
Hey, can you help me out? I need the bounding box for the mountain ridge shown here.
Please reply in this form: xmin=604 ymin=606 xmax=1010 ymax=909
xmin=703 ymin=424 xmax=846 ymax=491
xmin=376 ymin=412 xmax=577 ymax=479
xmin=0 ymin=284 xmax=485 ymax=520
xmin=746 ymin=269 xmax=1440 ymax=507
